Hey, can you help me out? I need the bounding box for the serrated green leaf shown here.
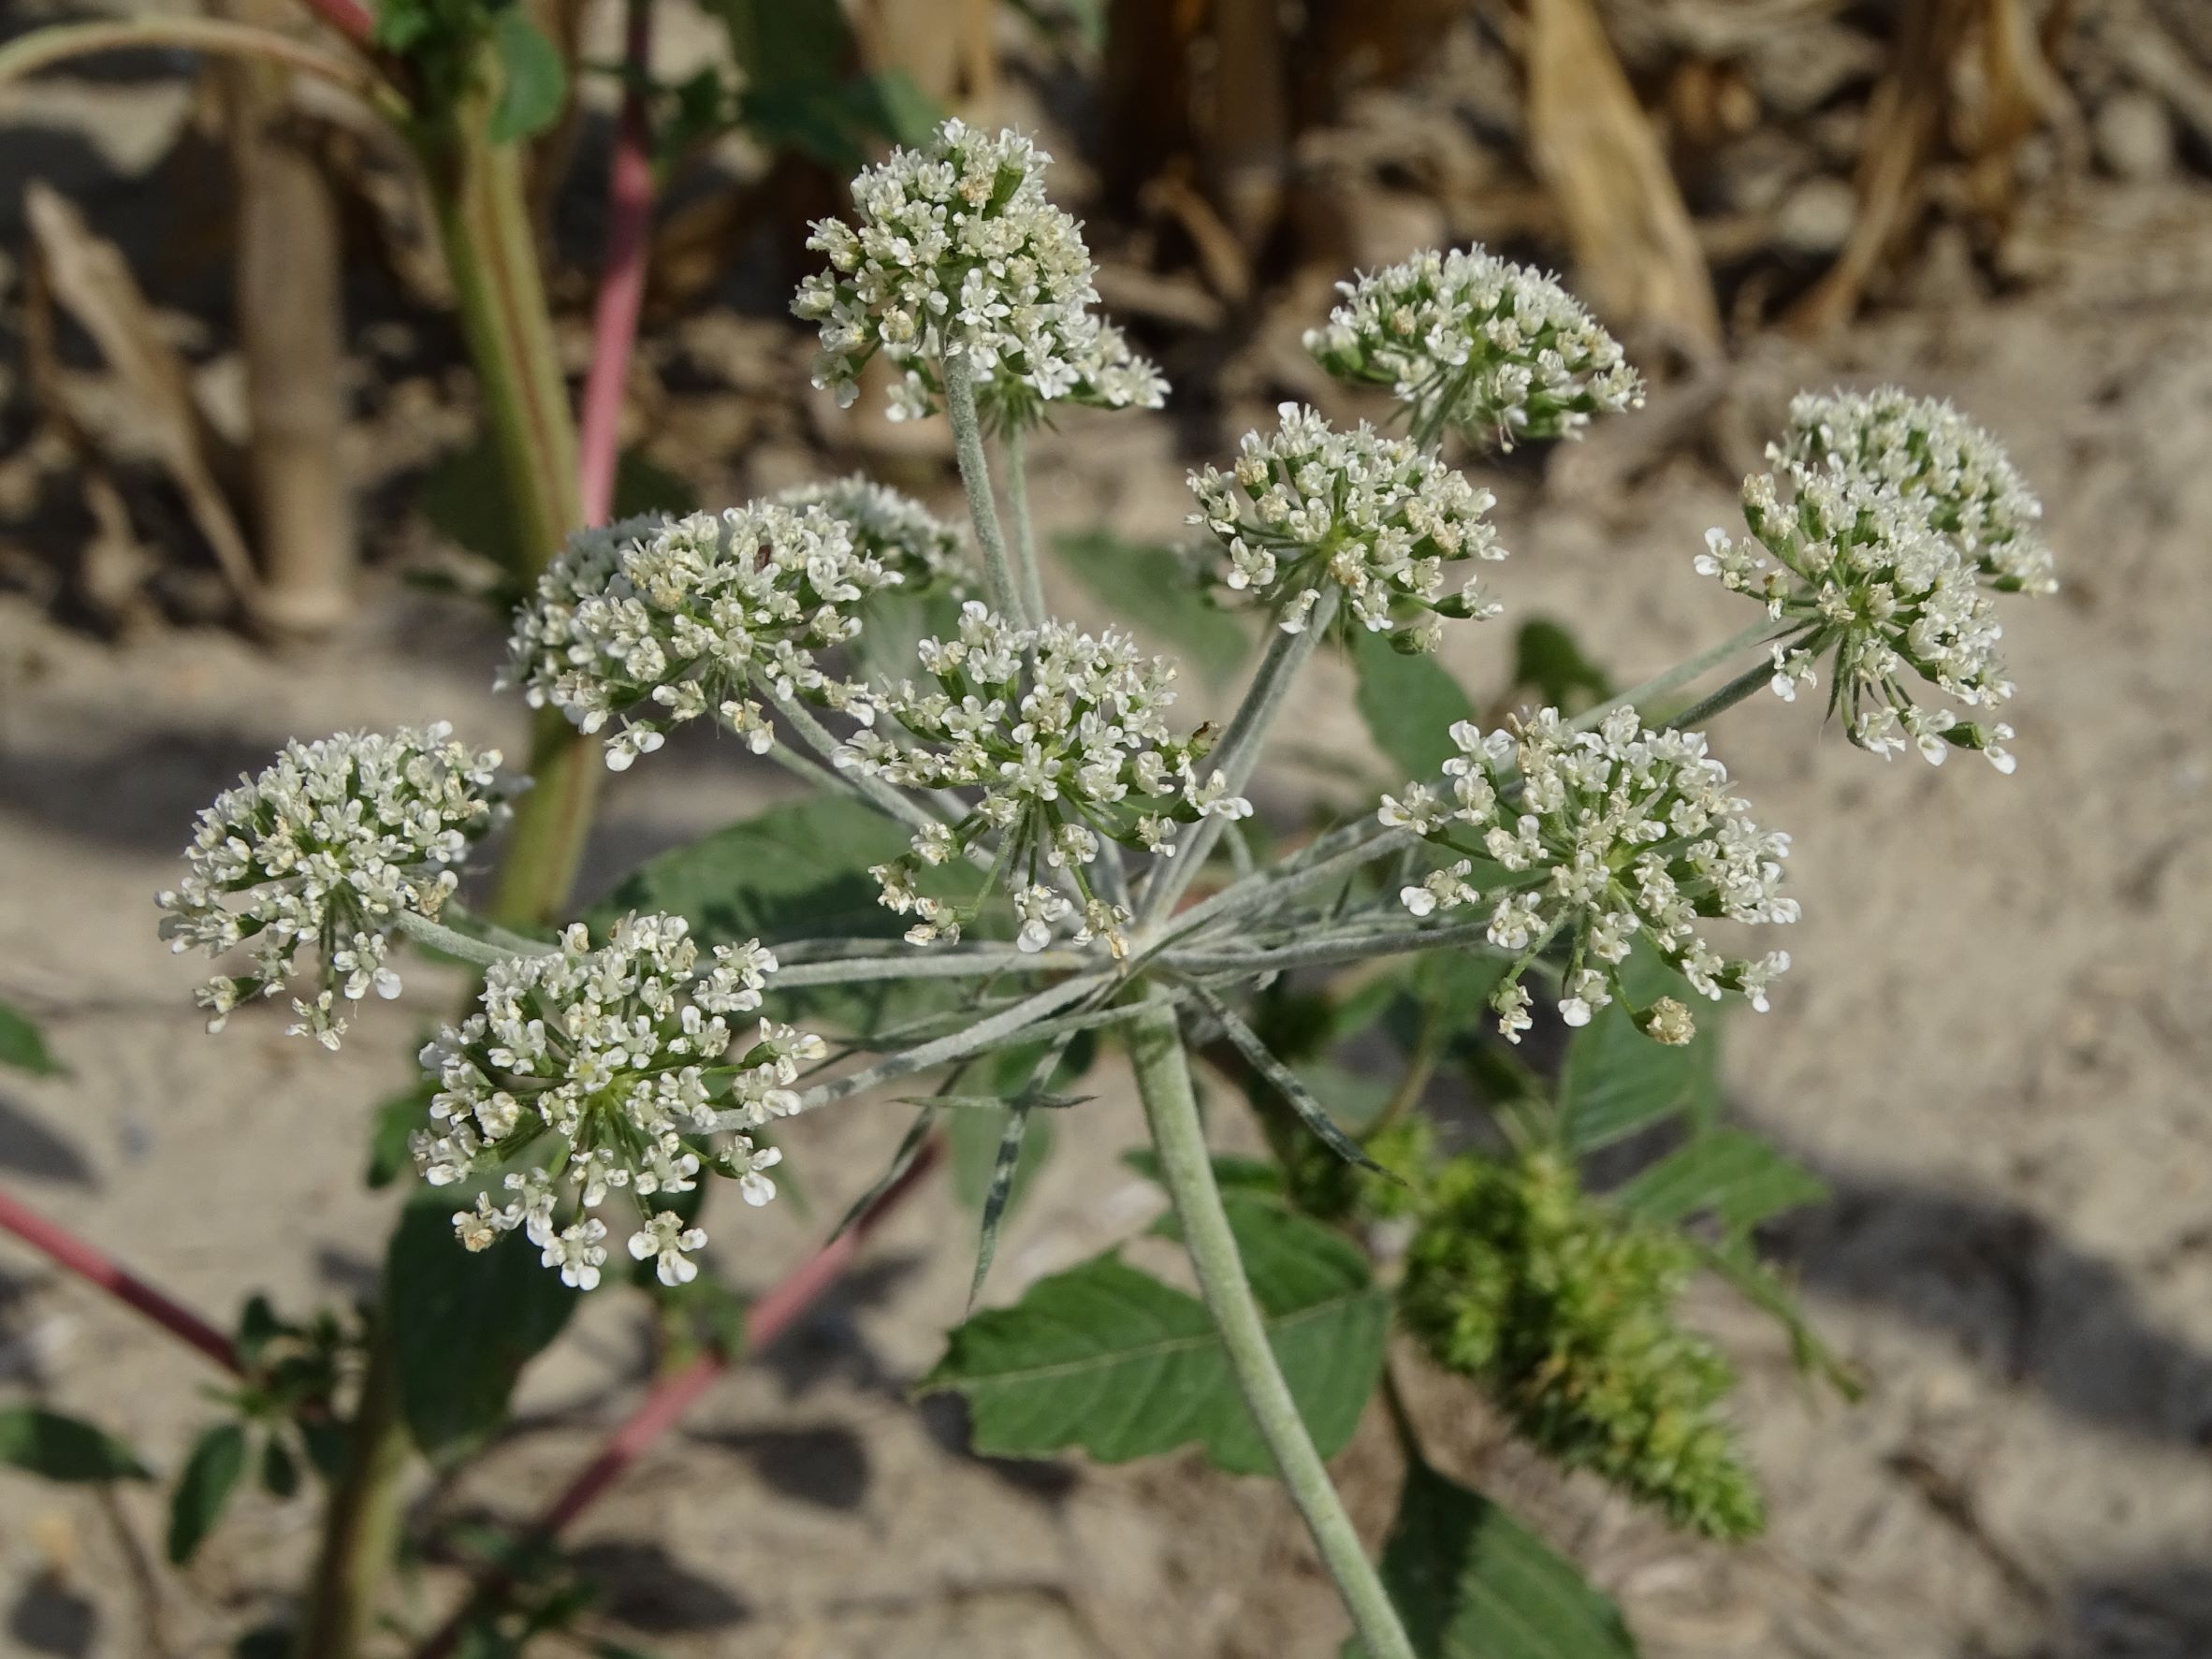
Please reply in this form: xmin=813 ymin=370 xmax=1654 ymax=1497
xmin=1351 ymin=1458 xmax=1640 ymax=1659
xmin=923 ymin=1196 xmax=1386 ymax=1474
xmin=1612 ymin=1129 xmax=1826 ymax=1236
xmin=1057 ymin=530 xmax=1250 ymax=688
xmin=0 ymin=999 xmax=63 ymax=1075
xmin=167 ymin=1421 xmax=248 ymax=1564
xmin=386 ymin=1203 xmax=575 ymax=1463
xmin=488 ymin=9 xmax=567 ymax=143
xmin=1511 ymin=618 xmax=1612 ymax=712
xmin=1350 ymin=630 xmax=1477 ymax=780
xmin=0 ymin=1405 xmax=150 ymax=1482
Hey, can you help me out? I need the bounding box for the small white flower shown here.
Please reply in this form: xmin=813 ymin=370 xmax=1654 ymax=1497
xmin=1305 ymin=246 xmax=1643 ymax=446
xmin=156 ymin=725 xmax=517 ymax=1046
xmin=1188 ymin=405 xmax=1502 ymax=645
xmin=627 ymin=1210 xmax=709 ymax=1287
xmin=412 ymin=913 xmax=817 ymax=1286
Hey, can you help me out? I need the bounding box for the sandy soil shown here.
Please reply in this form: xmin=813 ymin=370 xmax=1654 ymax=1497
xmin=5 ymin=37 xmax=2212 ymax=1659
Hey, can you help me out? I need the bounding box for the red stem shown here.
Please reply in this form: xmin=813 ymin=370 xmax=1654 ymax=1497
xmin=412 ymin=1138 xmax=943 ymax=1659
xmin=0 ymin=1186 xmax=241 ymax=1375
xmin=575 ymin=0 xmax=656 ymax=528
xmin=296 ymin=0 xmax=377 ymax=52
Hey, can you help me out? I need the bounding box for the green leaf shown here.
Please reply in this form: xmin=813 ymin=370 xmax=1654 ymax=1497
xmin=487 ymin=9 xmax=568 ymax=143
xmin=0 ymin=1406 xmax=150 ymax=1482
xmin=259 ymin=1433 xmax=299 ymax=1499
xmin=1056 ymin=530 xmax=1250 ymax=689
xmin=1350 ymin=629 xmax=1477 ymax=780
xmin=386 ymin=1203 xmax=576 ymax=1463
xmin=1353 ymin=1458 xmax=1639 ymax=1659
xmin=167 ymin=1421 xmax=249 ymax=1564
xmin=712 ymin=0 xmax=849 ymax=82
xmin=419 ymin=439 xmax=693 ymax=575
xmin=1556 ymin=973 xmax=1719 ymax=1154
xmin=923 ymin=1194 xmax=1387 ymax=1474
xmin=0 ymin=999 xmax=63 ymax=1075
xmin=1199 ymin=988 xmax=1386 ymax=1175
xmin=366 ymin=1079 xmax=434 ymax=1188
xmin=1511 ymin=618 xmax=1612 ymax=712
xmin=1612 ymin=1129 xmax=1826 ymax=1237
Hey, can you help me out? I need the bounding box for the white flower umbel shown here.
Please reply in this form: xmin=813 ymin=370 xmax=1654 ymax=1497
xmin=837 ymin=602 xmax=1244 ymax=951
xmin=1189 ymin=403 xmax=1504 ymax=648
xmin=792 ymin=118 xmax=1167 ymax=429
xmin=1304 ymin=246 xmax=1644 ymax=448
xmin=157 ymin=724 xmax=517 ymax=1049
xmin=414 ymin=911 xmax=822 ymax=1288
xmin=505 ymin=502 xmax=914 ymax=771
xmin=1776 ymin=387 xmax=2054 ymax=597
xmin=774 ymin=473 xmax=969 ymax=597
xmin=1697 ymin=449 xmax=2028 ymax=771
xmin=1383 ymin=707 xmax=1796 ymax=1043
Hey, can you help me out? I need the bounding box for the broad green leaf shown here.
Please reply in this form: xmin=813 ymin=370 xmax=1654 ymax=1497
xmin=366 ymin=1078 xmax=434 ymax=1188
xmin=1695 ymin=1237 xmax=1862 ymax=1400
xmin=419 ymin=439 xmax=694 ymax=576
xmin=1612 ymin=1129 xmax=1826 ymax=1236
xmin=923 ymin=1194 xmax=1387 ymax=1475
xmin=386 ymin=1203 xmax=575 ymax=1463
xmin=0 ymin=1405 xmax=149 ymax=1482
xmin=1511 ymin=618 xmax=1612 ymax=712
xmin=167 ymin=1421 xmax=248 ymax=1564
xmin=1056 ymin=530 xmax=1250 ymax=688
xmin=1350 ymin=629 xmax=1477 ymax=780
xmin=0 ymin=999 xmax=63 ymax=1075
xmin=1556 ymin=966 xmax=1719 ymax=1154
xmin=712 ymin=0 xmax=849 ymax=81
xmin=1353 ymin=1458 xmax=1639 ymax=1659
xmin=487 ymin=9 xmax=568 ymax=143
xmin=259 ymin=1434 xmax=299 ymax=1499
xmin=1121 ymin=1147 xmax=1285 ymax=1196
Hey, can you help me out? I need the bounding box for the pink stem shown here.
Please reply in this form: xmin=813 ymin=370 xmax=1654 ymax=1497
xmin=413 ymin=1139 xmax=944 ymax=1659
xmin=575 ymin=0 xmax=656 ymax=529
xmin=0 ymin=1186 xmax=241 ymax=1375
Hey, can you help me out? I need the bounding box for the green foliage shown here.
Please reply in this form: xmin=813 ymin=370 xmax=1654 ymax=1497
xmin=0 ymin=998 xmax=63 ymax=1075
xmin=487 ymin=7 xmax=567 ymax=142
xmin=700 ymin=0 xmax=940 ymax=170
xmin=1400 ymin=1148 xmax=1764 ymax=1540
xmin=367 ymin=1078 xmax=437 ymax=1188
xmin=1613 ymin=1130 xmax=1826 ymax=1237
xmin=1355 ymin=1457 xmax=1640 ymax=1659
xmin=420 ymin=438 xmax=695 ymax=582
xmin=0 ymin=1405 xmax=150 ymax=1482
xmin=924 ymin=1188 xmax=1388 ymax=1474
xmin=167 ymin=1421 xmax=249 ymax=1564
xmin=1510 ymin=618 xmax=1612 ymax=713
xmin=1350 ymin=628 xmax=1477 ymax=779
xmin=1556 ymin=961 xmax=1719 ymax=1154
xmin=1056 ymin=530 xmax=1251 ymax=688
xmin=386 ymin=1202 xmax=576 ymax=1463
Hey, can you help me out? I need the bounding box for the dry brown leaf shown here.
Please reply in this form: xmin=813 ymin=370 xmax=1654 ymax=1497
xmin=1521 ymin=0 xmax=1722 ymax=354
xmin=22 ymin=181 xmax=262 ymax=607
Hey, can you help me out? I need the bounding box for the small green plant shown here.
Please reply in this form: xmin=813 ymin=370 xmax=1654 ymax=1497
xmin=0 ymin=95 xmax=2055 ymax=1659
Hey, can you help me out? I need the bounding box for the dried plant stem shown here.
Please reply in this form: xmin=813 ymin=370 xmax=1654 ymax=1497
xmin=0 ymin=18 xmax=386 ymax=105
xmin=1001 ymin=422 xmax=1047 ymax=623
xmin=942 ymin=354 xmax=1027 ymax=624
xmin=1127 ymin=990 xmax=1414 ymax=1659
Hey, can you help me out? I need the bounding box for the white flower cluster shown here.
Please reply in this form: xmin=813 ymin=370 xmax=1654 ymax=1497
xmin=505 ymin=497 xmax=936 ymax=770
xmin=1380 ymin=708 xmax=1796 ymax=1044
xmin=1304 ymin=246 xmax=1643 ymax=447
xmin=1696 ymin=437 xmax=2030 ymax=770
xmin=837 ymin=603 xmax=1247 ymax=950
xmin=1188 ymin=403 xmax=1504 ymax=647
xmin=1777 ymin=387 xmax=2054 ymax=597
xmin=414 ymin=912 xmax=822 ymax=1289
xmin=774 ymin=473 xmax=969 ymax=597
xmin=792 ymin=118 xmax=1167 ymax=427
xmin=157 ymin=725 xmax=516 ymax=1049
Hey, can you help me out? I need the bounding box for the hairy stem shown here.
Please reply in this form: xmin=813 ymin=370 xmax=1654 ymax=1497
xmin=755 ymin=677 xmax=953 ymax=842
xmin=1140 ymin=589 xmax=1340 ymax=926
xmin=1665 ymin=656 xmax=1779 ymax=732
xmin=1571 ymin=617 xmax=1783 ymax=733
xmin=290 ymin=1326 xmax=409 ymax=1659
xmin=1127 ymin=990 xmax=1414 ymax=1659
xmin=1000 ymin=421 xmax=1047 ymax=624
xmin=942 ymin=354 xmax=1026 ymax=624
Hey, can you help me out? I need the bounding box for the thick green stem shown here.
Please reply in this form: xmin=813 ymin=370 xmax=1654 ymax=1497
xmin=1126 ymin=989 xmax=1414 ymax=1659
xmin=290 ymin=1326 xmax=409 ymax=1659
xmin=1139 ymin=589 xmax=1340 ymax=926
xmin=942 ymin=354 xmax=1026 ymax=624
xmin=1001 ymin=421 xmax=1047 ymax=624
